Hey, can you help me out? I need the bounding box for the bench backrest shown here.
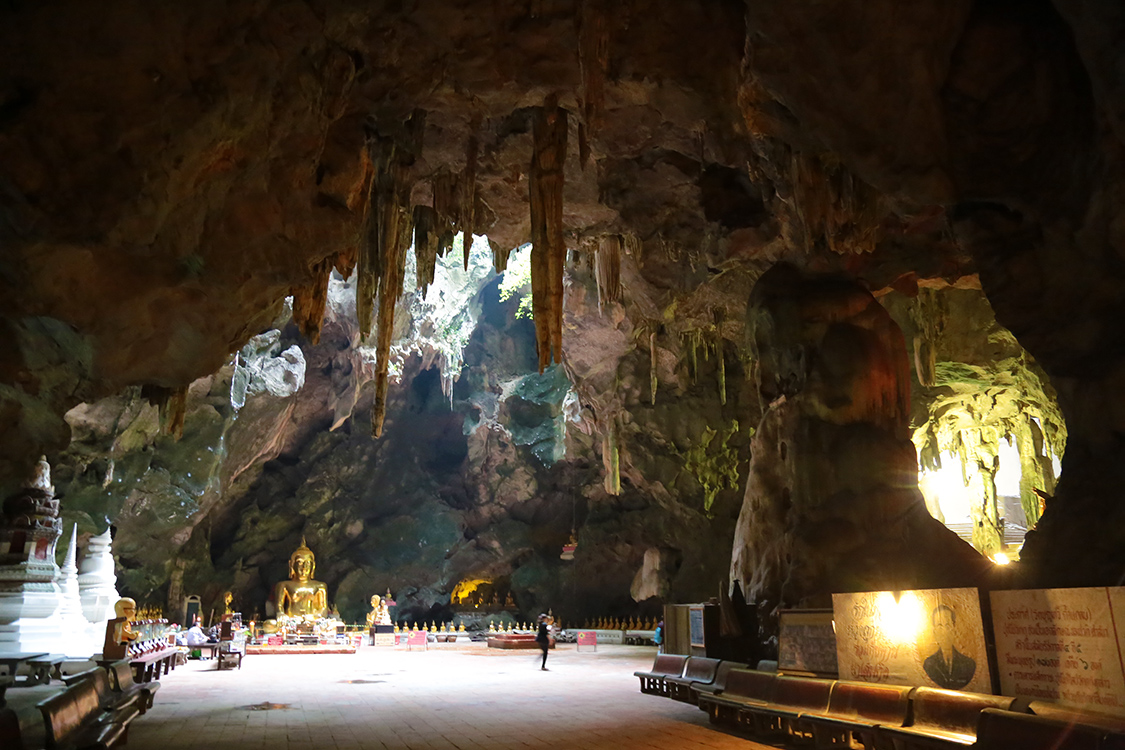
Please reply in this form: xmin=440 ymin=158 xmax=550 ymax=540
xmin=710 ymin=661 xmax=743 ymax=692
xmin=976 ymin=707 xmax=1102 ymax=750
xmin=650 ymin=654 xmax=688 ymax=677
xmin=1029 ymin=701 xmax=1125 ymax=734
xmin=108 ymin=660 xmax=135 ymax=691
xmin=682 ymin=657 xmax=721 ymax=683
xmin=825 ymin=680 xmax=913 ymax=725
xmin=39 ymin=677 xmax=101 ymax=745
xmin=911 ymin=687 xmax=1017 ymax=736
xmin=723 ymin=669 xmax=778 ymax=703
xmin=774 ymin=675 xmax=834 ymax=713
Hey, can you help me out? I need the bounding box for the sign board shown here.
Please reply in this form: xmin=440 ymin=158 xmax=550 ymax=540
xmin=689 ymin=606 xmax=705 ymax=649
xmin=406 ymin=630 xmax=427 ymax=650
xmin=991 ymin=587 xmax=1125 ymax=716
xmin=833 ymin=588 xmax=992 ymax=693
xmin=576 ymin=631 xmax=597 ymax=651
xmin=778 ymin=609 xmax=839 ymax=676
xmin=267 ymin=635 xmax=282 ymax=646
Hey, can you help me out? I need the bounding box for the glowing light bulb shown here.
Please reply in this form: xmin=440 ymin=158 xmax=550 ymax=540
xmin=992 ymin=552 xmax=1011 ymax=565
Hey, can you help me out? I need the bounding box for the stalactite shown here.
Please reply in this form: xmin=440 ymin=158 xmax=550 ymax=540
xmin=649 ymin=331 xmax=657 ymax=406
xmin=361 ymin=109 xmax=426 ymax=437
xmin=718 ymin=337 xmax=727 ymax=406
xmin=413 ymin=205 xmax=440 ymax=293
xmin=141 ymin=384 xmax=188 ymax=440
xmin=491 ymin=239 xmax=511 ymax=274
xmin=602 ymin=418 xmax=620 ymax=496
xmin=290 ymin=257 xmax=334 ymax=345
xmin=578 ymin=0 xmax=609 ymax=167
xmin=594 ymin=234 xmax=622 ymax=312
xmin=529 ymin=97 xmax=568 ymax=372
xmin=460 ymin=120 xmax=480 ymax=269
xmin=432 ymin=171 xmax=460 ymax=257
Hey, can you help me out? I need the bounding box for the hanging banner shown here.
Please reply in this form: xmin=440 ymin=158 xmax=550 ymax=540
xmin=991 ymin=587 xmax=1125 ymax=716
xmin=833 ymin=587 xmax=992 ymax=693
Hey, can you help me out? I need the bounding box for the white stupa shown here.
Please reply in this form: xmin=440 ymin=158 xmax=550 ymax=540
xmin=77 ymin=526 xmax=121 ymax=646
xmin=57 ymin=524 xmax=95 ymax=656
xmin=0 ymin=457 xmax=66 ymax=652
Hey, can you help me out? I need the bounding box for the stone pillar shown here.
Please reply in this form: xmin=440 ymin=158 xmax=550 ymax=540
xmin=0 ymin=457 xmax=65 ymax=652
xmin=729 ymin=265 xmax=988 ymax=627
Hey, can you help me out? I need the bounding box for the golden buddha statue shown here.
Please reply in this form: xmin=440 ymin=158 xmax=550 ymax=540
xmin=274 ymin=538 xmax=328 ymax=620
xmin=223 ymin=591 xmax=234 ymax=615
xmin=366 ymin=594 xmax=391 ymax=628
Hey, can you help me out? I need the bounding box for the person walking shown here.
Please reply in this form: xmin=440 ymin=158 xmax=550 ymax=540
xmin=654 ymin=619 xmax=664 ymax=653
xmin=536 ymin=613 xmax=551 ymax=670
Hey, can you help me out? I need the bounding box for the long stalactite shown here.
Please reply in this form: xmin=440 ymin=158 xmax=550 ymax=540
xmin=594 ymin=234 xmax=622 ymax=311
xmin=529 ymin=98 xmax=568 ymax=372
xmin=361 ymin=109 xmax=426 ymax=437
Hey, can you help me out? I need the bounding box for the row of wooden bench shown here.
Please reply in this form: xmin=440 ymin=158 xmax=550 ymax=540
xmin=0 ymin=660 xmax=161 ymax=750
xmin=635 ymin=653 xmax=1125 ymax=749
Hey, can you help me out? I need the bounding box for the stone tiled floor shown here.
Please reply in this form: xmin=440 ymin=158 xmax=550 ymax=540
xmin=127 ymin=644 xmax=775 ymax=750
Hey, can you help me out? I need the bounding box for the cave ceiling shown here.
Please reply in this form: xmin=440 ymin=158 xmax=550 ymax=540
xmin=3 ymin=0 xmax=1125 ymax=606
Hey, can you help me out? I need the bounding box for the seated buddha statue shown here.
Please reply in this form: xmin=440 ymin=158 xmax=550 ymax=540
xmin=274 ymin=538 xmax=328 ymax=621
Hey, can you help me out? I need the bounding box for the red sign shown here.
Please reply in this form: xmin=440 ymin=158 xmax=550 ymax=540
xmin=577 ymin=631 xmax=597 ymax=646
xmin=267 ymin=635 xmax=282 ymax=646
xmin=407 ymin=630 xmax=427 ymax=649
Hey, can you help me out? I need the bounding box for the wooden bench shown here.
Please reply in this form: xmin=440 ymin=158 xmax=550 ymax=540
xmin=129 ymin=649 xmax=177 ymax=683
xmin=105 ymin=660 xmax=160 ymax=714
xmin=697 ymin=668 xmax=778 ymax=729
xmin=633 ymin=654 xmax=688 ymax=697
xmin=876 ymin=687 xmax=1024 ymax=749
xmin=798 ymin=680 xmax=914 ymax=749
xmin=0 ymin=705 xmax=22 ymax=750
xmin=38 ymin=669 xmax=141 ymax=749
xmin=739 ymin=674 xmax=835 ymax=738
xmin=691 ymin=660 xmax=746 ymax=701
xmin=666 ymin=657 xmax=721 ymax=703
xmin=976 ymin=707 xmax=1105 ymax=750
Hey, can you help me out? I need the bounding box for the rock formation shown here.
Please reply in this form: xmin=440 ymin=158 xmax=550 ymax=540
xmin=1 ymin=0 xmax=1123 ymax=641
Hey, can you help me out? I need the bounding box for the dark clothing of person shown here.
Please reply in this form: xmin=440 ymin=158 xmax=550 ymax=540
xmin=536 ymin=622 xmax=549 ymax=669
xmin=923 ymin=646 xmax=976 ymax=690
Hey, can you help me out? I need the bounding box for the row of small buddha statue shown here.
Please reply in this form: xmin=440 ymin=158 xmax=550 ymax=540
xmin=583 ymin=617 xmax=656 ymax=631
xmin=395 ymin=622 xmax=467 ymax=633
xmin=136 ymin=604 xmax=165 ymax=620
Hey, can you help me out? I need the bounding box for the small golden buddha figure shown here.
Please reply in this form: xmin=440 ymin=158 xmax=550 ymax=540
xmin=274 ymin=538 xmax=328 ymax=621
xmin=366 ymin=594 xmax=381 ymax=628
xmin=113 ymin=597 xmax=140 ymax=645
xmin=223 ymin=591 xmax=234 ymax=615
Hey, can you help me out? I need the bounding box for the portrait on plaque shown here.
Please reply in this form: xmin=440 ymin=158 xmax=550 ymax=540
xmin=833 ymin=587 xmax=991 ymax=693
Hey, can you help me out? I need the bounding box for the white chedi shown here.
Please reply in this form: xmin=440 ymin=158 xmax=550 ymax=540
xmin=57 ymin=524 xmax=96 ymax=656
xmin=78 ymin=527 xmax=121 ymax=631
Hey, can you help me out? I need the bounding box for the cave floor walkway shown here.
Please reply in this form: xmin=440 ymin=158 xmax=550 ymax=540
xmin=128 ymin=643 xmax=776 ymax=750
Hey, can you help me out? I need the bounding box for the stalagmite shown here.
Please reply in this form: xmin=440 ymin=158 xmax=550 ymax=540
xmin=529 ymin=98 xmax=568 ymax=372
xmin=594 ymin=234 xmax=622 ymax=312
xmin=359 ymin=110 xmax=426 ymax=437
xmin=291 ymin=256 xmax=334 ymax=345
xmin=141 ymin=384 xmax=187 ymax=439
